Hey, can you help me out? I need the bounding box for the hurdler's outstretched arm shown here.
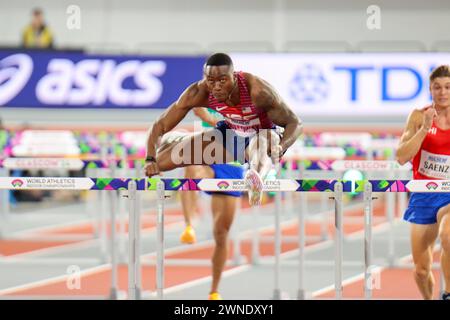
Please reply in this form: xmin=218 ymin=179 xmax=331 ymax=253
xmin=146 ymin=83 xmax=210 ymax=158
xmin=145 ymin=82 xmax=209 ymax=176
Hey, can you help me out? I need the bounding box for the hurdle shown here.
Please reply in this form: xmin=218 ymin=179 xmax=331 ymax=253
xmin=0 ymin=158 xmax=94 ymax=242
xmin=328 ymin=136 xmax=412 ymax=269
xmin=0 ymin=176 xmax=139 ymax=299
xmin=0 ymin=128 xmax=94 ymax=242
xmin=0 ymin=128 xmax=145 ymax=296
xmin=0 ymin=177 xmax=446 ymax=300
xmin=248 ymin=145 xmax=346 ymax=267
xmin=250 ymin=157 xmax=412 ymax=299
xmin=0 ymin=156 xmax=122 ymax=253
xmin=0 ymin=156 xmax=144 ymax=239
xmin=366 ymin=137 xmax=407 ymax=267
xmin=147 ymin=178 xmax=448 ymax=300
xmin=283 ymin=146 xmax=346 ymax=300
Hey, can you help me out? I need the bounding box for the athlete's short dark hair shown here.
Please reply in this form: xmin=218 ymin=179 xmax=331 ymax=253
xmin=205 ymin=53 xmax=233 ymax=67
xmin=430 ymin=65 xmax=450 ymax=82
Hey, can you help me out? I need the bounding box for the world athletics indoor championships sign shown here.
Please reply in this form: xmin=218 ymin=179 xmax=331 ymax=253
xmin=0 ymin=177 xmax=449 ymax=193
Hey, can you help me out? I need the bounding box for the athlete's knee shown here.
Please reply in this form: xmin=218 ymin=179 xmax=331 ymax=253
xmin=213 ymin=225 xmax=231 ymax=247
xmin=184 ymin=165 xmax=206 ymax=179
xmin=248 ymin=135 xmax=259 ymax=152
xmin=439 ymin=227 xmax=450 ymax=253
xmin=184 ymin=165 xmax=195 ymax=177
xmin=438 ymin=206 xmax=450 ymax=222
xmin=438 ymin=210 xmax=450 ymax=252
xmin=414 ymin=264 xmax=432 ymax=280
xmin=155 ymin=154 xmax=174 ymax=172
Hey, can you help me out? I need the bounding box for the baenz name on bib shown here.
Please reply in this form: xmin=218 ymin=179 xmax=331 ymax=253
xmin=419 ymin=150 xmax=450 ymax=179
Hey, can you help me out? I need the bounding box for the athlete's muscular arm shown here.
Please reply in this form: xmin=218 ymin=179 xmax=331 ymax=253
xmin=396 ymin=107 xmax=436 ymax=165
xmin=246 ymin=73 xmax=303 ymax=153
xmin=193 ymin=107 xmax=219 ymax=127
xmin=145 ymin=83 xmax=208 ymax=173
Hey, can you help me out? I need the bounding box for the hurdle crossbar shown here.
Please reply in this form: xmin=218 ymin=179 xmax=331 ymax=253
xmin=0 ymin=177 xmax=445 ymax=193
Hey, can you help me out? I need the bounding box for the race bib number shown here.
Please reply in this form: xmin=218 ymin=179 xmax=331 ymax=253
xmin=226 ymin=118 xmax=261 ymax=137
xmin=418 ymin=150 xmax=450 ymax=179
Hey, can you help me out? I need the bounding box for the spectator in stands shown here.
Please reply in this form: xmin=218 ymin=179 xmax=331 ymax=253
xmin=22 ymin=8 xmax=54 ymax=49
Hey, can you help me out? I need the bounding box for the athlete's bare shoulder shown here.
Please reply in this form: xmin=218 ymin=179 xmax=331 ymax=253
xmin=178 ymin=81 xmax=210 ymax=108
xmin=408 ymin=106 xmax=429 ymax=127
xmin=399 ymin=106 xmax=429 ymax=142
xmin=241 ymin=72 xmax=280 ymax=109
xmin=241 ymin=72 xmax=268 ymax=91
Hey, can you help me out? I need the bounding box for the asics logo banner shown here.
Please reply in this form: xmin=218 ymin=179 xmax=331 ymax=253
xmin=0 ymin=51 xmax=205 ymax=109
xmin=36 ymin=59 xmax=166 ymax=106
xmin=0 ymin=54 xmax=33 ymax=105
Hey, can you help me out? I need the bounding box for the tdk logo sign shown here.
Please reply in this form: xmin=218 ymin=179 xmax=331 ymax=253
xmin=289 ymin=64 xmax=329 ymax=103
xmin=289 ymin=63 xmax=433 ymax=104
xmin=36 ymin=59 xmax=166 ymax=106
xmin=334 ymin=65 xmax=427 ymax=102
xmin=0 ymin=54 xmax=33 ymax=105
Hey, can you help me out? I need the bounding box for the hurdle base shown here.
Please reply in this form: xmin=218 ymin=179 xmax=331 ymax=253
xmin=135 ymin=289 xmax=142 ymax=300
xmin=109 ymin=288 xmax=118 ymax=300
xmin=272 ymin=289 xmax=281 ymax=300
xmin=128 ymin=288 xmax=142 ymax=300
xmin=297 ymin=289 xmax=307 ymax=300
xmin=273 ymin=289 xmax=290 ymax=300
xmin=232 ymin=255 xmax=247 ymax=266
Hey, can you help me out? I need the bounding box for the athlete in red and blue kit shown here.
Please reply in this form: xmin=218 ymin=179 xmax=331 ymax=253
xmin=397 ymin=65 xmax=450 ymax=300
xmin=144 ymin=53 xmax=303 ymax=206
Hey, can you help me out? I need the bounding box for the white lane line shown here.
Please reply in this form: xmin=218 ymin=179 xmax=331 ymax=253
xmin=0 ymin=201 xmax=387 ymax=296
xmin=4 ymin=200 xmax=182 ymax=237
xmin=2 ymin=197 xmax=371 ymax=260
xmin=311 ymin=266 xmax=385 ymax=298
xmin=310 ymin=243 xmax=441 ymax=298
xmin=1 ymin=219 xmax=185 ymax=260
xmin=0 ymin=209 xmax=327 ymax=295
xmin=9 ymin=209 xmax=180 ymax=238
xmin=0 ymin=264 xmax=111 ymax=296
xmin=156 ymin=265 xmax=252 ymax=297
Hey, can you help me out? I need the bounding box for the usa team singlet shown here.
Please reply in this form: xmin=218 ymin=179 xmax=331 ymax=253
xmin=205 ymin=71 xmax=281 ymax=164
xmin=207 ymin=71 xmax=274 ymax=138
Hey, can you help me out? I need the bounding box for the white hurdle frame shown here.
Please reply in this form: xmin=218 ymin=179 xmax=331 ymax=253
xmin=333 ymin=182 xmax=344 ymax=299
xmin=0 ymin=177 xmax=445 ymax=300
xmin=143 ymin=179 xmax=365 ymax=301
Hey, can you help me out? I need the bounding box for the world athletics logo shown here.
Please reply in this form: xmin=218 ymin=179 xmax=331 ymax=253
xmin=217 ymin=181 xmax=230 ymax=190
xmin=426 ymin=182 xmax=438 ymax=190
xmin=11 ymin=179 xmax=24 ymax=187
